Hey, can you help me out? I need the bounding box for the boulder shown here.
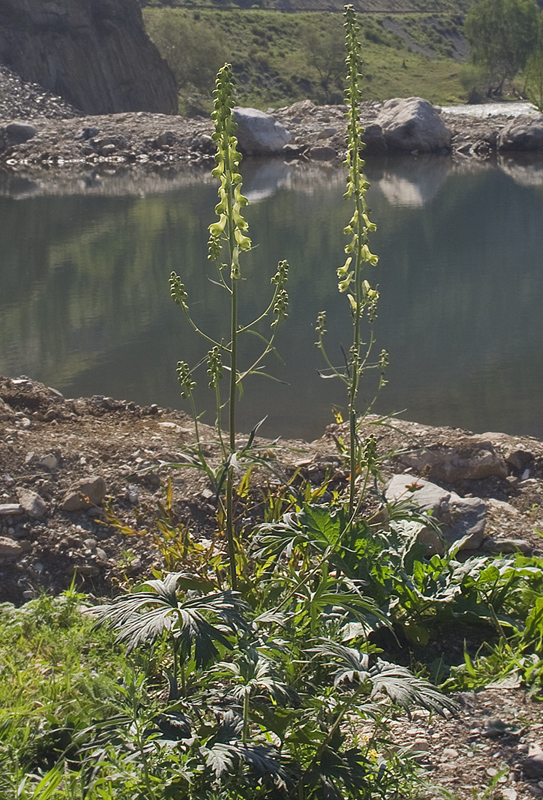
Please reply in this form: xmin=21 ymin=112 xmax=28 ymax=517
xmin=233 ymin=108 xmax=291 ymax=155
xmin=61 ymin=476 xmax=107 ymax=511
xmin=386 ymin=474 xmax=487 ymax=552
xmin=498 ymin=115 xmax=543 ymax=152
xmin=5 ymin=122 xmax=37 ymax=144
xmin=17 ymin=489 xmax=47 ymax=518
xmin=363 ymin=123 xmax=387 ymax=155
xmin=0 ymin=536 xmax=24 ymax=558
xmin=375 ymin=97 xmax=452 ymax=153
xmin=504 ymin=446 xmax=533 ymax=471
xmin=0 ymin=0 xmax=177 ymax=115
xmin=398 ymin=437 xmax=508 ymax=483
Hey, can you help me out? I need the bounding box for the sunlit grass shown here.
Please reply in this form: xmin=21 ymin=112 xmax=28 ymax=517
xmin=143 ymin=7 xmax=467 ymax=108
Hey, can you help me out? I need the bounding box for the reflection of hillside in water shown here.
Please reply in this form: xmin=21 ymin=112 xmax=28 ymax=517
xmin=3 ymin=148 xmax=543 ymax=203
xmin=3 ymin=154 xmax=543 ymax=439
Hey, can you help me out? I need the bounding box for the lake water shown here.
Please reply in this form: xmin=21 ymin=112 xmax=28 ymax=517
xmin=1 ymin=153 xmax=543 ymax=442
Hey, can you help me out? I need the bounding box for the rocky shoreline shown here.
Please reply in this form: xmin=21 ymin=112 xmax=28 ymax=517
xmin=1 ymin=65 xmax=542 ymax=172
xmin=1 ymin=375 xmax=543 ymax=607
xmin=0 ymin=102 xmax=538 ymax=170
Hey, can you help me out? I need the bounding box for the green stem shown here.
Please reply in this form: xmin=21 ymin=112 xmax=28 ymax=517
xmin=224 ymin=134 xmax=239 ymax=592
xmin=348 ymin=137 xmax=364 ymax=520
xmin=242 ymin=689 xmax=250 ymax=744
xmin=295 ymin=685 xmax=365 ymax=798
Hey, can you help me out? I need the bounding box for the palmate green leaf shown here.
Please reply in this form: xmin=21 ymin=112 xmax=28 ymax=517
xmin=369 ymin=659 xmax=458 ymax=715
xmin=202 ymin=741 xmax=236 ymax=778
xmin=312 ymin=640 xmax=457 ymax=715
xmin=215 ymin=647 xmax=298 ymax=706
xmin=249 ymin=704 xmax=301 ymax=742
xmin=87 ymin=586 xmax=180 ymax=651
xmin=298 ymin=505 xmax=344 ymax=547
xmin=311 ymin=640 xmax=371 ymax=688
xmin=202 ymin=739 xmax=287 ymax=782
xmin=202 ymin=711 xmax=288 ymax=782
xmin=303 ymin=745 xmax=377 ymax=800
xmin=87 ymin=574 xmax=249 ymax=665
xmin=291 ymin=572 xmax=388 ymax=636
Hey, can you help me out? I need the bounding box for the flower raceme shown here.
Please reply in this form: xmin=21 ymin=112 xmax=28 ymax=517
xmin=208 ymin=64 xmax=251 ymax=274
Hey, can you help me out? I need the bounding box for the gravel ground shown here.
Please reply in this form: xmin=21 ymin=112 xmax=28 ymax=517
xmin=0 ymin=64 xmax=80 ymax=120
xmin=0 ymin=64 xmax=520 ymax=170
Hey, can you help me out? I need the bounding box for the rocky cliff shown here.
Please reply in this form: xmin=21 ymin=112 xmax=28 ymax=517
xmin=0 ymin=0 xmax=178 ymax=115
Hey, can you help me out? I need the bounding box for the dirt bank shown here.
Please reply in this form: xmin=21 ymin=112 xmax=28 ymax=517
xmin=2 ymin=375 xmax=543 ymax=607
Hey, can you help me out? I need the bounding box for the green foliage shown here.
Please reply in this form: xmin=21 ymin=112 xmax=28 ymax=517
xmin=82 ymin=565 xmax=455 ymax=800
xmin=3 ymin=537 xmax=543 ymax=798
xmin=140 ymin=0 xmax=474 ymax=12
xmin=254 ymin=494 xmax=543 ymax=655
xmin=302 ymin=18 xmax=345 ymax=104
xmin=144 ymin=8 xmax=226 ymax=115
xmin=143 ymin=8 xmax=465 ymax=108
xmin=525 ymin=13 xmax=543 ymax=110
xmin=464 ymin=0 xmax=539 ymax=95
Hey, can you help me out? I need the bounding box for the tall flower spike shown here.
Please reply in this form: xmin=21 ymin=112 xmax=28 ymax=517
xmin=343 ymin=6 xmax=377 ymax=279
xmin=208 ymin=64 xmax=251 ymax=273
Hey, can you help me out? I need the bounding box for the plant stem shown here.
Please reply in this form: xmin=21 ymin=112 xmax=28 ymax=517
xmin=225 ymin=126 xmax=239 ymax=592
xmin=295 ymin=684 xmax=365 ymax=798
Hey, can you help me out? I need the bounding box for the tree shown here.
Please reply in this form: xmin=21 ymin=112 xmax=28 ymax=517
xmin=464 ymin=0 xmax=539 ymax=95
xmin=303 ymin=21 xmax=345 ymax=104
xmin=525 ymin=13 xmax=543 ymax=110
xmin=144 ymin=10 xmax=226 ymax=114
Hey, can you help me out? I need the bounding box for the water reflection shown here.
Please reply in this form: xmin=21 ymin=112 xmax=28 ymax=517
xmin=2 ymin=153 xmax=543 ymax=441
xmin=498 ymin=154 xmax=543 ymax=187
xmin=366 ymin=155 xmax=452 ymax=207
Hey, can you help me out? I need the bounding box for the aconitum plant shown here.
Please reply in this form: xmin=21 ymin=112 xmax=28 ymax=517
xmin=170 ymin=64 xmax=289 ymax=589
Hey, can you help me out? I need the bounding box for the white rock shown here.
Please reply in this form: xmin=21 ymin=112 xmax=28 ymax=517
xmin=483 ymin=538 xmax=531 ymax=555
xmin=61 ymin=476 xmax=107 ymax=511
xmin=398 ymin=437 xmax=507 ymax=482
xmin=386 ymin=474 xmax=487 ymax=551
xmin=233 ymin=107 xmax=291 ymax=155
xmin=0 ymin=504 xmax=23 ymax=516
xmin=376 ymin=97 xmax=452 ymax=153
xmin=409 ymin=738 xmax=431 ymax=753
xmin=39 ymin=453 xmax=59 ymax=470
xmin=487 ymin=498 xmax=519 ymax=515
